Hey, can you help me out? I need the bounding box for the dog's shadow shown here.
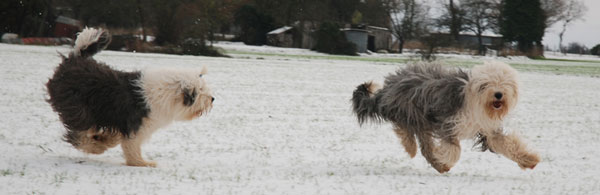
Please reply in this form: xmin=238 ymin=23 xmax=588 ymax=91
xmin=307 ymin=163 xmax=527 ymax=181
xmin=36 ymin=154 xmax=129 ymax=169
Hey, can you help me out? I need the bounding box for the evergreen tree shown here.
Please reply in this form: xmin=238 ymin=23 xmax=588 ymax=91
xmin=234 ymin=4 xmax=276 ymax=45
xmin=591 ymin=44 xmax=600 ymax=56
xmin=501 ymin=0 xmax=546 ymax=55
xmin=312 ymin=22 xmax=357 ymax=56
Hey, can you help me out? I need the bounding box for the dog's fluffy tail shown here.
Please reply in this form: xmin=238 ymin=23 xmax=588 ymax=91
xmin=351 ymin=81 xmax=382 ymax=125
xmin=72 ymin=27 xmax=111 ymax=58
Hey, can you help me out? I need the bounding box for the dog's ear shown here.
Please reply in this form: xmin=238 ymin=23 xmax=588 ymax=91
xmin=198 ymin=66 xmax=208 ymax=78
xmin=182 ymin=87 xmax=197 ymax=106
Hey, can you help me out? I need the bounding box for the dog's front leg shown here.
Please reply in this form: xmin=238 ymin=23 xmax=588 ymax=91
xmin=434 ymin=137 xmax=461 ymax=170
xmin=121 ymin=134 xmax=156 ymax=167
xmin=416 ymin=132 xmax=450 ymax=173
xmin=483 ymin=131 xmax=540 ymax=169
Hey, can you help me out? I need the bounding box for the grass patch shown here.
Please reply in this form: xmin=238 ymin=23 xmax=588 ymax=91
xmin=533 ymin=57 xmax=600 ymax=64
xmin=1 ymin=169 xmax=13 ymax=176
xmin=224 ymin=49 xmax=600 ymax=76
xmin=439 ymin=59 xmax=600 ymax=76
xmin=508 ymin=63 xmax=600 ymax=76
xmin=225 ymin=50 xmax=414 ymax=64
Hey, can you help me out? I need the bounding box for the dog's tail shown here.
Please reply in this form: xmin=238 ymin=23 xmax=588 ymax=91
xmin=72 ymin=27 xmax=111 ymax=58
xmin=351 ymin=81 xmax=382 ymax=125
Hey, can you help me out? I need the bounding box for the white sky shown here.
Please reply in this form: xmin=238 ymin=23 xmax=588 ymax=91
xmin=542 ymin=0 xmax=600 ymax=49
xmin=424 ymin=0 xmax=599 ymax=49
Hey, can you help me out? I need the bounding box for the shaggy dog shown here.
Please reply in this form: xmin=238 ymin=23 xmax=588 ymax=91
xmin=352 ymin=62 xmax=540 ymax=173
xmin=46 ymin=28 xmax=214 ymax=167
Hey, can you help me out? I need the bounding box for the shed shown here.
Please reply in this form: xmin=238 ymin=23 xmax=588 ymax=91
xmin=366 ymin=26 xmax=392 ymax=52
xmin=54 ymin=16 xmax=81 ymax=39
xmin=266 ymin=26 xmax=295 ymax=48
xmin=342 ymin=28 xmax=369 ymax=53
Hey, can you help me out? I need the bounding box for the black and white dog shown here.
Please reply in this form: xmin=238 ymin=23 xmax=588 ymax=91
xmin=47 ymin=28 xmax=214 ymax=167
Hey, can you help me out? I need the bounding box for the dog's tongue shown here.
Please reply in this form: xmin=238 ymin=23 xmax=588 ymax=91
xmin=493 ymin=101 xmax=503 ymax=109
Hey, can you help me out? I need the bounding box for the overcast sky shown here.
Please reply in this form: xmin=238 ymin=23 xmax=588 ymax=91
xmin=542 ymin=0 xmax=600 ymax=49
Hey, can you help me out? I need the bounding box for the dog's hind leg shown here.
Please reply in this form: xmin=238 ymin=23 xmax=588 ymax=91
xmin=393 ymin=125 xmax=417 ymax=158
xmin=483 ymin=131 xmax=540 ymax=169
xmin=416 ymin=131 xmax=450 ymax=173
xmin=433 ymin=137 xmax=461 ymax=170
xmin=121 ymin=129 xmax=156 ymax=167
xmin=65 ymin=128 xmax=121 ymax=154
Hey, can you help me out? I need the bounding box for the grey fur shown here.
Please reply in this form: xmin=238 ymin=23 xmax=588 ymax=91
xmin=352 ymin=62 xmax=468 ymax=138
xmin=352 ymin=62 xmax=470 ymax=172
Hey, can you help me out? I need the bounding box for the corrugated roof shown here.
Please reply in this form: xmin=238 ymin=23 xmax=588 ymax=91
xmin=55 ymin=16 xmax=80 ymax=26
xmin=267 ymin=26 xmax=293 ymax=35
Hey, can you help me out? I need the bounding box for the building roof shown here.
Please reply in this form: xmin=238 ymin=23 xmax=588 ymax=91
xmin=432 ymin=30 xmax=502 ymax=38
xmin=55 ymin=16 xmax=80 ymax=26
xmin=366 ymin=25 xmax=390 ymax=31
xmin=340 ymin=28 xmax=370 ymax=33
xmin=267 ymin=26 xmax=293 ymax=35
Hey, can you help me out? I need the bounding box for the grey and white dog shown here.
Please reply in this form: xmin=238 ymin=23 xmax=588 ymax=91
xmin=352 ymin=62 xmax=539 ymax=173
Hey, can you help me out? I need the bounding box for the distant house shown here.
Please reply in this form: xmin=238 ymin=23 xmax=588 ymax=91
xmin=266 ymin=26 xmax=295 ymax=48
xmin=431 ymin=32 xmax=503 ymax=49
xmin=267 ymin=21 xmax=392 ymax=53
xmin=342 ymin=25 xmax=392 ymax=53
xmin=365 ymin=26 xmax=392 ymax=52
xmin=267 ymin=23 xmax=392 ymax=53
xmin=341 ymin=28 xmax=369 ymax=53
xmin=54 ymin=16 xmax=81 ymax=39
xmin=266 ymin=21 xmax=318 ymax=49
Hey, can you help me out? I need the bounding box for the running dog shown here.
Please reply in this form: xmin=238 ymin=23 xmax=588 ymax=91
xmin=46 ymin=28 xmax=214 ymax=167
xmin=352 ymin=62 xmax=539 ymax=173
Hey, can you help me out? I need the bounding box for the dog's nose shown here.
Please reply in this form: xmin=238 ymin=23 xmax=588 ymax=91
xmin=211 ymin=97 xmax=215 ymax=102
xmin=494 ymin=92 xmax=503 ymax=100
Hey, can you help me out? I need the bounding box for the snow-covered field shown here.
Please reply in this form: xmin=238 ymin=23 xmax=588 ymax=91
xmin=1 ymin=43 xmax=600 ymax=194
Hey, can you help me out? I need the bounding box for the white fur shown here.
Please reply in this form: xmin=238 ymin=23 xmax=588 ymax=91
xmin=434 ymin=61 xmax=520 ymax=167
xmin=453 ymin=61 xmax=519 ymax=140
xmin=73 ymin=27 xmax=106 ymax=56
xmin=134 ymin=66 xmax=212 ymax=142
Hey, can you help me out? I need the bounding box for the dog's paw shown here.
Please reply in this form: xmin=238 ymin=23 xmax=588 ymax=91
xmin=433 ymin=163 xmax=451 ymax=173
xmin=404 ymin=146 xmax=417 ymax=158
xmin=126 ymin=160 xmax=157 ymax=167
xmin=517 ymin=153 xmax=540 ymax=170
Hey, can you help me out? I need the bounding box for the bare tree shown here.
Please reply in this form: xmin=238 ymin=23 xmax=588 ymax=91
xmin=540 ymin=0 xmax=567 ymax=28
xmin=557 ymin=0 xmax=586 ymax=53
xmin=389 ymin=0 xmax=430 ymax=53
xmin=565 ymin=42 xmax=589 ymax=54
xmin=435 ymin=0 xmax=466 ymax=43
xmin=448 ymin=0 xmax=463 ymax=41
xmin=487 ymin=0 xmax=504 ymax=33
xmin=462 ymin=0 xmax=495 ymax=55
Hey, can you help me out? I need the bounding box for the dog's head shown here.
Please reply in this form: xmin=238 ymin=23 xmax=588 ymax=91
xmin=467 ymin=61 xmax=519 ymax=120
xmin=139 ymin=66 xmax=214 ymax=121
xmin=177 ymin=66 xmax=214 ymax=120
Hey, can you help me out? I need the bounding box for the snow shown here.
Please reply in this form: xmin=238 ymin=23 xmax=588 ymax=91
xmin=544 ymin=51 xmax=600 ymax=62
xmin=1 ymin=43 xmax=600 ymax=194
xmin=214 ymin=41 xmax=330 ymax=56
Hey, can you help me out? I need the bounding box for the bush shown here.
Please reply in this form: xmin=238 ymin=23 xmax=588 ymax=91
xmin=565 ymin=42 xmax=589 ymax=54
xmin=312 ymin=22 xmax=358 ymax=56
xmin=591 ymin=44 xmax=600 ymax=56
xmin=234 ymin=5 xmax=276 ymax=45
xmin=181 ymin=39 xmax=228 ymax=57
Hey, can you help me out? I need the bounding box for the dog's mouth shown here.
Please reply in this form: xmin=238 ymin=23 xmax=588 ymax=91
xmin=492 ymin=101 xmax=503 ymax=109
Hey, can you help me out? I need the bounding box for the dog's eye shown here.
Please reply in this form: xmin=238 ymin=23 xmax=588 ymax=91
xmin=478 ymin=84 xmax=488 ymax=92
xmin=199 ymin=74 xmax=203 ymax=78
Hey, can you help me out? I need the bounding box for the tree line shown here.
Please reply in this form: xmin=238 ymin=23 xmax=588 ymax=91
xmin=0 ymin=0 xmax=591 ymax=57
